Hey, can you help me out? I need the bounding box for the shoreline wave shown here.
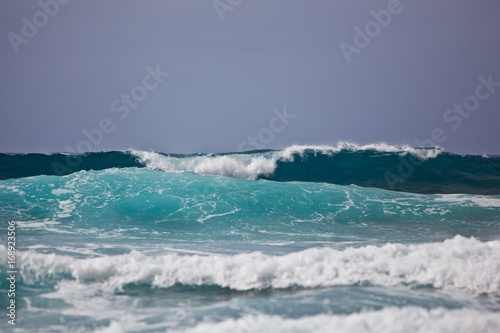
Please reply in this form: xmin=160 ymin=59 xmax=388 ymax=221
xmin=2 ymin=236 xmax=499 ymax=295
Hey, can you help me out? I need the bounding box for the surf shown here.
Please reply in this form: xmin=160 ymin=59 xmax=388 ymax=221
xmin=2 ymin=142 xmax=500 ymax=194
xmin=2 ymin=236 xmax=499 ymax=294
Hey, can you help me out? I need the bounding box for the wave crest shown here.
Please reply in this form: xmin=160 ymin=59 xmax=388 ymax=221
xmin=131 ymin=142 xmax=445 ymax=182
xmin=2 ymin=142 xmax=499 ymax=194
xmin=131 ymin=150 xmax=276 ymax=179
xmin=279 ymin=142 xmax=443 ymax=161
xmin=4 ymin=236 xmax=500 ymax=295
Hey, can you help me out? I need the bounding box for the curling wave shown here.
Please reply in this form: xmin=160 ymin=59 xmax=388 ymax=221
xmin=1 ymin=142 xmax=500 ymax=194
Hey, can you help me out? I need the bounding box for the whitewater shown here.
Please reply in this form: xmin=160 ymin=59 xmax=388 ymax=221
xmin=1 ymin=143 xmax=499 ymax=332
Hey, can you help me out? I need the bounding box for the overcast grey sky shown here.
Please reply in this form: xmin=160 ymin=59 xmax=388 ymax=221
xmin=1 ymin=0 xmax=499 ymax=154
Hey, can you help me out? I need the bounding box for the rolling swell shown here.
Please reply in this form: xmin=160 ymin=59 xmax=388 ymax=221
xmin=1 ymin=143 xmax=500 ymax=194
xmin=263 ymin=149 xmax=500 ymax=195
xmin=0 ymin=151 xmax=142 ymax=180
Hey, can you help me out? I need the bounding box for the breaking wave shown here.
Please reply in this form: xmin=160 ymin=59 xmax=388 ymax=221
xmin=2 ymin=142 xmax=499 ymax=194
xmin=2 ymin=236 xmax=499 ymax=295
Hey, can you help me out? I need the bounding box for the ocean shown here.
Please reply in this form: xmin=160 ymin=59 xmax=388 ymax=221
xmin=1 ymin=143 xmax=499 ymax=332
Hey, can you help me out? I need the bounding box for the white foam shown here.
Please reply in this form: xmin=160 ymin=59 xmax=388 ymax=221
xmin=51 ymin=188 xmax=75 ymax=196
xmin=131 ymin=150 xmax=275 ymax=179
xmin=130 ymin=142 xmax=442 ymax=180
xmin=435 ymin=194 xmax=500 ymax=208
xmin=178 ymin=307 xmax=500 ymax=333
xmin=279 ymin=142 xmax=442 ymax=161
xmin=16 ymin=219 xmax=61 ymax=229
xmin=2 ymin=185 xmax=26 ymax=195
xmin=193 ymin=155 xmax=276 ymax=179
xmin=7 ymin=236 xmax=500 ymax=295
xmin=94 ymin=321 xmax=124 ymax=333
xmin=56 ymin=199 xmax=76 ymax=218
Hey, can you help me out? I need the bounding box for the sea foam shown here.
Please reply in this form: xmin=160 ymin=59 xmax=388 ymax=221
xmin=131 ymin=142 xmax=442 ymax=180
xmin=173 ymin=307 xmax=500 ymax=333
xmin=3 ymin=236 xmax=499 ymax=295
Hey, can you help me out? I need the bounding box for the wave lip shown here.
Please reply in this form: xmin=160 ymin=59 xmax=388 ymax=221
xmin=131 ymin=142 xmax=444 ymax=179
xmin=2 ymin=142 xmax=500 ymax=194
xmin=131 ymin=150 xmax=276 ymax=179
xmin=278 ymin=142 xmax=443 ymax=160
xmin=5 ymin=236 xmax=500 ymax=295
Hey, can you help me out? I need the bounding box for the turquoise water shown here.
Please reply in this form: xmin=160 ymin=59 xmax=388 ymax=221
xmin=1 ymin=144 xmax=500 ymax=332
